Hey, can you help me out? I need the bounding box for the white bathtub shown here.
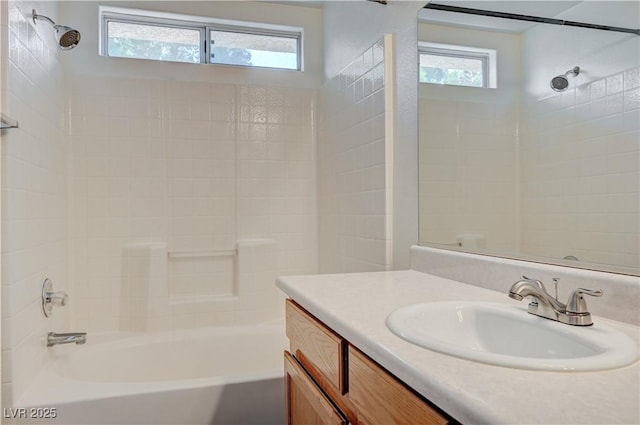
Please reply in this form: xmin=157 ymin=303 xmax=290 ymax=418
xmin=15 ymin=323 xmax=287 ymax=425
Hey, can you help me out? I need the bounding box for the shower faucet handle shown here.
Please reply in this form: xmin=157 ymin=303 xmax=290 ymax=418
xmin=46 ymin=291 xmax=69 ymax=307
xmin=41 ymin=278 xmax=69 ymax=317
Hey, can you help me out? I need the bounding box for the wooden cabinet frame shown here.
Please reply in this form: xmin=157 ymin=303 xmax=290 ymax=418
xmin=284 ymin=351 xmax=346 ymax=425
xmin=285 ymin=299 xmax=454 ymax=425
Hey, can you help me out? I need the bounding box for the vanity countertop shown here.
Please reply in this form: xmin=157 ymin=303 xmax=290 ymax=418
xmin=276 ymin=269 xmax=640 ymax=425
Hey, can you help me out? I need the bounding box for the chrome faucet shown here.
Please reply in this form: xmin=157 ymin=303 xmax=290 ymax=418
xmin=47 ymin=332 xmax=87 ymax=347
xmin=508 ymin=276 xmax=602 ymax=326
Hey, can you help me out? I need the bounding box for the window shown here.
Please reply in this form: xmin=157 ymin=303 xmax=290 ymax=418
xmin=419 ymin=42 xmax=497 ymax=88
xmin=101 ymin=7 xmax=302 ymax=71
xmin=209 ymin=29 xmax=299 ymax=70
xmin=107 ymin=21 xmax=202 ymax=63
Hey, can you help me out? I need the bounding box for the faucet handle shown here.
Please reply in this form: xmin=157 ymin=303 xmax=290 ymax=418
xmin=41 ymin=278 xmax=69 ymax=317
xmin=521 ymin=275 xmax=546 ymax=291
xmin=47 ymin=291 xmax=68 ymax=307
xmin=567 ymin=288 xmax=603 ymax=314
xmin=552 ymin=278 xmax=560 ymax=300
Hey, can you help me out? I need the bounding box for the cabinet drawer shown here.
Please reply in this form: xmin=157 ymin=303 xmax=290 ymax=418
xmin=286 ymin=300 xmax=346 ymax=395
xmin=348 ymin=345 xmax=448 ymax=425
xmin=285 ymin=351 xmax=347 ymax=425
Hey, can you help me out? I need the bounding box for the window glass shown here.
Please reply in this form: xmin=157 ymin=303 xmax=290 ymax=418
xmin=210 ymin=30 xmax=299 ymax=70
xmin=101 ymin=9 xmax=303 ymax=71
xmin=418 ymin=42 xmax=496 ymax=88
xmin=419 ymin=52 xmax=485 ymax=87
xmin=107 ymin=21 xmax=201 ymax=63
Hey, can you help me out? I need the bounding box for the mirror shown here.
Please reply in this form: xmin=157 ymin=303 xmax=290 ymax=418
xmin=418 ymin=1 xmax=640 ymax=275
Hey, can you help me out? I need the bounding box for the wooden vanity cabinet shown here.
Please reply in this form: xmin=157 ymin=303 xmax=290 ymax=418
xmin=284 ymin=299 xmax=451 ymax=425
xmin=284 ymin=351 xmax=346 ymax=425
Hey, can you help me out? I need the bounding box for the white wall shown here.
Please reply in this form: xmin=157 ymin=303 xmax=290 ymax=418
xmin=64 ymin=1 xmax=321 ymax=331
xmin=1 ymin=0 xmax=322 ymax=404
xmin=520 ymin=1 xmax=640 ymax=269
xmin=68 ymin=78 xmax=317 ymax=331
xmin=1 ymin=0 xmax=69 ymax=406
xmin=318 ymin=38 xmax=389 ymax=272
xmin=417 ymin=2 xmax=639 ymax=272
xmin=522 ymin=1 xmax=639 ymax=99
xmin=417 ymin=22 xmax=522 ymax=253
xmin=320 ymin=0 xmax=423 ymax=271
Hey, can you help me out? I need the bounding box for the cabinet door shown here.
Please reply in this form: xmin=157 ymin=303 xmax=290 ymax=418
xmin=286 ymin=300 xmax=346 ymax=395
xmin=348 ymin=346 xmax=448 ymax=425
xmin=285 ymin=351 xmax=347 ymax=425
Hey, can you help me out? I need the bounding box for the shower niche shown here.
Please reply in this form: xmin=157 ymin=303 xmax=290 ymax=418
xmin=118 ymin=239 xmax=280 ymax=331
xmin=169 ymin=252 xmax=236 ymax=298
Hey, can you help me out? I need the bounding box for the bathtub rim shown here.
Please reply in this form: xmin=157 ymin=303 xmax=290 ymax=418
xmin=15 ymin=322 xmax=286 ymax=408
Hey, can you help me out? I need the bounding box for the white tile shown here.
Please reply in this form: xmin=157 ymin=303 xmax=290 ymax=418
xmin=624 ymin=88 xmax=640 ymax=111
xmin=590 ymin=98 xmax=607 ymax=118
xmin=4 ymin=46 xmax=319 ymax=367
xmin=590 ymin=79 xmax=606 ymax=100
xmin=606 ymin=93 xmax=624 ymax=116
xmin=190 ymin=101 xmax=210 ymax=121
xmin=607 ymin=73 xmax=624 ymax=95
xmin=210 ymin=83 xmax=236 ymax=104
xmin=624 ymin=67 xmax=640 ymax=90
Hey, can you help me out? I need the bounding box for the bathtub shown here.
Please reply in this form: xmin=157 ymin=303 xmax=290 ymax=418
xmin=14 ymin=322 xmax=287 ymax=425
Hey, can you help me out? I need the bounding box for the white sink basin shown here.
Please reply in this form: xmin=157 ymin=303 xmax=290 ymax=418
xmin=386 ymin=302 xmax=639 ymax=371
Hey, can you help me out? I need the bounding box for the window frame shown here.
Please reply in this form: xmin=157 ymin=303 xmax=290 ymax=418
xmin=205 ymin=24 xmax=302 ymax=70
xmin=100 ymin=9 xmax=303 ymax=71
xmin=103 ymin=16 xmax=207 ymax=64
xmin=418 ymin=42 xmax=497 ymax=89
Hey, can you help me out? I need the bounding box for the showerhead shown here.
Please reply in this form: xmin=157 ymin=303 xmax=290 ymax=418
xmin=550 ymin=66 xmax=580 ymax=92
xmin=550 ymin=75 xmax=570 ymax=91
xmin=54 ymin=25 xmax=81 ymax=50
xmin=32 ymin=9 xmax=81 ymax=50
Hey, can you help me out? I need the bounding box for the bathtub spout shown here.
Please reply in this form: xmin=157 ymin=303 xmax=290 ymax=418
xmin=47 ymin=332 xmax=87 ymax=347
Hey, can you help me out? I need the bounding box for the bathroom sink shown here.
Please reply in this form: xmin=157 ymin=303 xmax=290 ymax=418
xmin=386 ymin=302 xmax=638 ymax=371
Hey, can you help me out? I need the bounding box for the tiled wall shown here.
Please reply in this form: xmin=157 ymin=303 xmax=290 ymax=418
xmin=323 ymin=2 xmax=422 ymax=269
xmin=1 ymin=1 xmax=69 ymax=406
xmin=418 ymin=95 xmax=519 ymax=253
xmin=418 ymin=16 xmax=639 ymax=273
xmin=520 ymin=67 xmax=640 ymax=268
xmin=417 ymin=22 xmax=522 ymax=255
xmin=318 ymin=38 xmax=391 ymax=272
xmin=0 ymin=0 xmax=320 ymax=405
xmin=69 ymin=77 xmax=316 ymax=332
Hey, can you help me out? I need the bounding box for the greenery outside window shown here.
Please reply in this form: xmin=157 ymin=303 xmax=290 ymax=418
xmin=101 ymin=7 xmax=302 ymax=71
xmin=106 ymin=20 xmax=203 ymax=63
xmin=209 ymin=29 xmax=298 ymax=69
xmin=419 ymin=42 xmax=497 ymax=88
